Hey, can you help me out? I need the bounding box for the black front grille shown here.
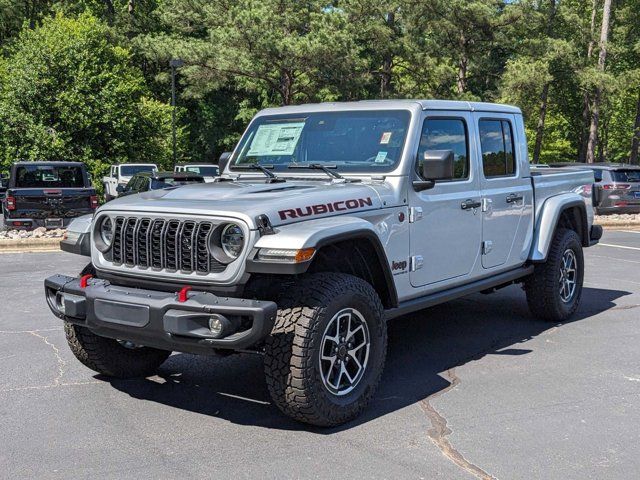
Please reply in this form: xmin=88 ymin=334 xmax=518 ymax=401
xmin=110 ymin=217 xmax=225 ymax=273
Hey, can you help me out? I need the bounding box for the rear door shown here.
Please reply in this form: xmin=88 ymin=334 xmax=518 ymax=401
xmin=474 ymin=114 xmax=533 ymax=269
xmin=409 ymin=112 xmax=483 ymax=288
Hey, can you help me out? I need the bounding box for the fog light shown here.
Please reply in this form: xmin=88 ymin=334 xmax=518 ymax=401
xmin=208 ymin=314 xmax=231 ymax=338
xmin=56 ymin=292 xmax=66 ymax=315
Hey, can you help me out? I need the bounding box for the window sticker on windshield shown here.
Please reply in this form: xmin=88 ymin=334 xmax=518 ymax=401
xmin=375 ymin=151 xmax=388 ymax=163
xmin=380 ymin=132 xmax=392 ymax=144
xmin=247 ymin=122 xmax=305 ymax=156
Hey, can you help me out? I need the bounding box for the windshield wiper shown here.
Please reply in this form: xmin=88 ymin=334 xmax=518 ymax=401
xmin=233 ymin=164 xmax=285 ymax=183
xmin=288 ymin=163 xmax=359 ymax=182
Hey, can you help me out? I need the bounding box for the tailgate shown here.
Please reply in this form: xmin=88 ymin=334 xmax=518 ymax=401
xmin=9 ymin=188 xmax=95 ymax=219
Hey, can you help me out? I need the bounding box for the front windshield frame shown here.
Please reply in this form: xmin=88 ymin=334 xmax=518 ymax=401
xmin=230 ymin=109 xmax=412 ymax=174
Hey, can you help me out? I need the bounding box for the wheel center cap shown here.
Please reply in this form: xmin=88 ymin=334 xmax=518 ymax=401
xmin=337 ymin=344 xmax=348 ymax=359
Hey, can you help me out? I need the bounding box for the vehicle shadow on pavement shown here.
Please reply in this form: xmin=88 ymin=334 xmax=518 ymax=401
xmin=107 ymin=285 xmax=629 ymax=432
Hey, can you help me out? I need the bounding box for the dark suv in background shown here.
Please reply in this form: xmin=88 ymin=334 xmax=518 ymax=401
xmin=551 ymin=163 xmax=640 ymax=215
xmin=116 ymin=171 xmax=204 ymax=198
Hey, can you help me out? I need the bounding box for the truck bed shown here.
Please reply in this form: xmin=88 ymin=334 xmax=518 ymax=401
xmin=531 ymin=167 xmax=595 ymax=223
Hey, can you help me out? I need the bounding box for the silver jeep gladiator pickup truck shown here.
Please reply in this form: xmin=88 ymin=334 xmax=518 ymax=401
xmin=45 ymin=100 xmax=602 ymax=426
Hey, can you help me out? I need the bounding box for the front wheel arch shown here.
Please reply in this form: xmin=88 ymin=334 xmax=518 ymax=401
xmin=307 ymin=232 xmax=398 ymax=309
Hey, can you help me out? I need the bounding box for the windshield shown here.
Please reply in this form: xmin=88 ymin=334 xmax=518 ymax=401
xmin=121 ymin=165 xmax=156 ymax=176
xmin=15 ymin=165 xmax=85 ymax=188
xmin=611 ymin=169 xmax=640 ymax=182
xmin=185 ymin=166 xmax=218 ymax=176
xmin=231 ymin=110 xmax=411 ymax=173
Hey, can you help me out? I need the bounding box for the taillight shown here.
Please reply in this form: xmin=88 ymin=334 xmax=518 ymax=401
xmin=90 ymin=195 xmax=99 ymax=209
xmin=602 ymin=183 xmax=631 ymax=190
xmin=6 ymin=195 xmax=15 ymax=210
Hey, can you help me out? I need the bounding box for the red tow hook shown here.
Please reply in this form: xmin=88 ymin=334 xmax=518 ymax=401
xmin=79 ymin=274 xmax=93 ymax=288
xmin=177 ymin=286 xmax=192 ymax=303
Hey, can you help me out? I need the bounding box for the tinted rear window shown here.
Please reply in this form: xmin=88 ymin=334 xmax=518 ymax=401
xmin=611 ymin=170 xmax=640 ymax=182
xmin=121 ymin=165 xmax=156 ymax=176
xmin=184 ymin=166 xmax=218 ymax=176
xmin=15 ymin=165 xmax=84 ymax=188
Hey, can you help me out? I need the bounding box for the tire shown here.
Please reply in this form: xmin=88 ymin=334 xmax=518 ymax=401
xmin=64 ymin=323 xmax=170 ymax=378
xmin=264 ymin=273 xmax=387 ymax=427
xmin=525 ymin=228 xmax=584 ymax=322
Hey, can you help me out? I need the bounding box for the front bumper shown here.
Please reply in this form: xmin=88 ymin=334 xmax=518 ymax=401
xmin=44 ymin=275 xmax=277 ymax=353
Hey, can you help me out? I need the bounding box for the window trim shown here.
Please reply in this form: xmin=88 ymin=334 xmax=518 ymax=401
xmin=478 ymin=117 xmax=518 ymax=180
xmin=417 ymin=115 xmax=471 ymax=185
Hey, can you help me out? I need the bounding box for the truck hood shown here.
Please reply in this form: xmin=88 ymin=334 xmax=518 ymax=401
xmin=99 ymin=179 xmax=390 ymax=229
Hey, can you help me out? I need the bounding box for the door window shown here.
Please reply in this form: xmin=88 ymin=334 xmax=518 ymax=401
xmin=418 ymin=118 xmax=469 ymax=180
xmin=479 ymin=120 xmax=516 ymax=178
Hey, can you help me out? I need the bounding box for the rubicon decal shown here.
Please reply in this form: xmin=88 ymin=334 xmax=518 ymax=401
xmin=278 ymin=197 xmax=373 ymax=220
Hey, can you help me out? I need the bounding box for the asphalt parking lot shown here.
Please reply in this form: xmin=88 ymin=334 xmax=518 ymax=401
xmin=1 ymin=230 xmax=639 ymax=479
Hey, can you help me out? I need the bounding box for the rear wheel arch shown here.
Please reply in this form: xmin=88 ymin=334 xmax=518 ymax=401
xmin=556 ymin=204 xmax=589 ymax=247
xmin=530 ymin=197 xmax=590 ymax=262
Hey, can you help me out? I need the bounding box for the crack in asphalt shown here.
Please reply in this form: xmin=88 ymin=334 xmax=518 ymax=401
xmin=29 ymin=330 xmax=66 ymax=386
xmin=420 ymin=368 xmax=497 ymax=480
xmin=610 ymin=303 xmax=640 ymax=311
xmin=0 ymin=328 xmax=101 ymax=393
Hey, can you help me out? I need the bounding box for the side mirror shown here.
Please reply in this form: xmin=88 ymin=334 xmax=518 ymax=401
xmin=218 ymin=152 xmax=232 ymax=172
xmin=116 ymin=185 xmax=125 ymax=194
xmin=413 ymin=150 xmax=455 ymax=192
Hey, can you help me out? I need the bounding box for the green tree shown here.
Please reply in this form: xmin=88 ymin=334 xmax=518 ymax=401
xmin=0 ymin=12 xmax=180 ymax=187
xmin=139 ymin=1 xmax=366 ymax=107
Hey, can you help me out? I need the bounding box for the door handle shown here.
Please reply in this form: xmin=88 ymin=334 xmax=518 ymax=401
xmin=461 ymin=199 xmax=481 ymax=210
xmin=506 ymin=193 xmax=524 ymax=204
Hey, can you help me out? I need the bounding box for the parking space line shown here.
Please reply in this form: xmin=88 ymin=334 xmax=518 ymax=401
xmin=597 ymin=243 xmax=640 ymax=251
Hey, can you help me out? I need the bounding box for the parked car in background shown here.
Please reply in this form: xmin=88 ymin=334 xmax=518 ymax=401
xmin=102 ymin=163 xmax=157 ymax=201
xmin=550 ymin=162 xmax=640 ymax=215
xmin=174 ymin=163 xmax=219 ymax=182
xmin=117 ymin=171 xmax=205 ymax=197
xmin=2 ymin=161 xmax=98 ymax=229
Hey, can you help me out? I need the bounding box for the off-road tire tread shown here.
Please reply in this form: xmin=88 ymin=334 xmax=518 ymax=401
xmin=264 ymin=273 xmax=386 ymax=427
xmin=525 ymin=228 xmax=583 ymax=322
xmin=64 ymin=322 xmax=170 ymax=378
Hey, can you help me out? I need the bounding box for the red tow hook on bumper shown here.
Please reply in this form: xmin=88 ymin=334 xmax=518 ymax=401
xmin=79 ymin=274 xmax=93 ymax=288
xmin=177 ymin=286 xmax=192 ymax=303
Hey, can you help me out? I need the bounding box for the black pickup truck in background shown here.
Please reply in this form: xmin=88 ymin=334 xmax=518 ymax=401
xmin=1 ymin=162 xmax=98 ymax=229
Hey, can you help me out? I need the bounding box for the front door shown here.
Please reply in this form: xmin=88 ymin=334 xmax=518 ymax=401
xmin=409 ymin=113 xmax=483 ymax=288
xmin=474 ymin=114 xmax=533 ymax=269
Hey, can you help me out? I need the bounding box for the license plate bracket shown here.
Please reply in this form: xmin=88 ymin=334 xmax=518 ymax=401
xmin=93 ymin=299 xmax=150 ymax=327
xmin=45 ymin=218 xmax=63 ymax=228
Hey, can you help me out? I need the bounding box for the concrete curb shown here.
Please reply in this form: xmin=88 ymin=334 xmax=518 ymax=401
xmin=0 ymin=237 xmax=62 ymax=254
xmin=597 ymin=220 xmax=640 ymax=229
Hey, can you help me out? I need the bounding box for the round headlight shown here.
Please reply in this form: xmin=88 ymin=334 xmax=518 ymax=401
xmin=99 ymin=217 xmax=114 ymax=247
xmin=220 ymin=223 xmax=244 ymax=259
